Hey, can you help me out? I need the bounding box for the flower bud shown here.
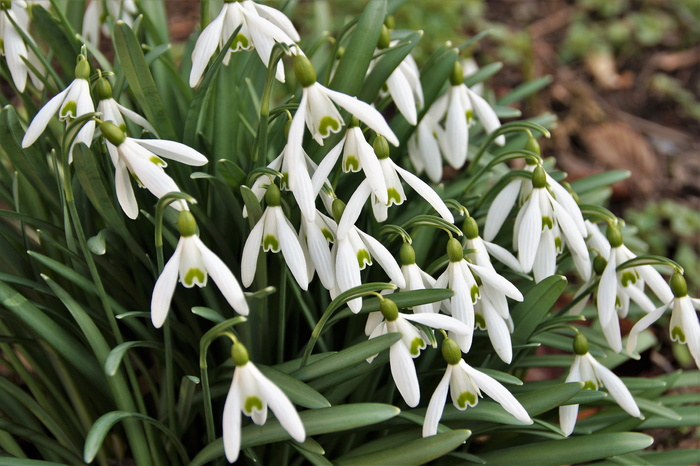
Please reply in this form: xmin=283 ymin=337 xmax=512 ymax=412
xmin=373 ymin=135 xmax=390 ymax=160
xmin=532 ymin=166 xmax=547 ymax=189
xmin=75 ymin=55 xmax=91 ymax=80
xmin=95 ymin=77 xmax=113 ymax=101
xmin=293 ymin=55 xmax=317 ymax=88
xmin=446 ymin=238 xmax=464 ymax=263
xmin=177 ymin=210 xmax=197 ymax=237
xmin=331 ymin=199 xmax=345 ymax=224
xmin=463 ymin=216 xmax=479 ymax=240
xmin=231 ymin=341 xmax=249 ymax=366
xmin=265 ymin=183 xmax=281 ymax=207
xmin=377 ymin=25 xmax=391 ymax=49
xmin=449 ymin=60 xmax=464 ymax=86
xmin=573 ymin=333 xmax=589 ymax=356
xmin=379 ymin=298 xmax=399 ymax=322
xmin=384 ymin=15 xmax=395 ymax=30
xmin=606 ymin=223 xmax=623 ymax=248
xmin=525 ymin=133 xmax=540 ymax=156
xmin=441 ymin=338 xmax=462 ymax=365
xmin=670 ymin=272 xmax=687 ymax=298
xmin=400 ymin=242 xmax=415 ymax=266
xmin=99 ymin=121 xmax=126 ymax=146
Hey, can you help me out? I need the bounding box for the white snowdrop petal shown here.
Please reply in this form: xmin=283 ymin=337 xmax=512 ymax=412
xmin=589 ymin=356 xmax=641 ymax=418
xmin=151 ymin=240 xmax=183 ymax=328
xmin=195 ymin=237 xmax=249 ymax=316
xmin=357 ymin=230 xmax=405 ymax=288
xmin=443 ymin=87 xmax=468 ymax=168
xmin=404 ymin=312 xmax=471 ymax=335
xmin=189 ymin=11 xmax=226 ymax=87
xmin=483 ymin=179 xmax=522 ymax=242
xmin=305 ymin=219 xmax=335 ymax=289
xmin=133 ymin=138 xmax=208 ymax=166
xmin=112 ymin=153 xmax=139 ymax=219
xmin=223 ymin=374 xmax=243 ymax=462
xmin=387 ymin=69 xmax=417 ymax=125
xmin=393 ymin=162 xmax=454 ymax=223
xmin=464 ymin=364 xmax=532 ymax=424
xmin=626 ymin=302 xmax=668 ymax=355
xmin=22 ymin=85 xmax=70 ymax=147
xmin=274 ymin=208 xmax=309 ymax=289
xmin=252 ymin=2 xmax=301 ymax=41
xmin=251 ymin=364 xmax=306 ymax=442
xmin=337 ymin=179 xmax=372 ymax=240
xmin=241 ymin=212 xmax=266 ymax=287
xmin=422 ymin=365 xmax=452 ymax=437
xmin=335 ymin=238 xmax=363 ymax=313
xmin=559 ymin=404 xmax=579 ymax=437
xmin=390 ymin=342 xmax=420 ymax=407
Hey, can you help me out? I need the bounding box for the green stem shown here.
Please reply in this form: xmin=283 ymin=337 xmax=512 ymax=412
xmin=253 ymin=46 xmax=287 ymax=164
xmin=467 ymin=122 xmax=550 ymax=175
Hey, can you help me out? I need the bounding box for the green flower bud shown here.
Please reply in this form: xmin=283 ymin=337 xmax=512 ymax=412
xmin=0 ymin=1 xmax=11 ymax=10
xmin=573 ymin=333 xmax=589 ymax=356
xmin=379 ymin=298 xmax=399 ymax=322
xmin=373 ymin=135 xmax=390 ymax=160
xmin=231 ymin=341 xmax=249 ymax=366
xmin=99 ymin=121 xmax=126 ymax=146
xmin=525 ymin=134 xmax=541 ymax=156
xmin=75 ymin=55 xmax=91 ymax=80
xmin=463 ymin=216 xmax=479 ymax=240
xmin=294 ymin=55 xmax=317 ymax=88
xmin=377 ymin=24 xmax=391 ymax=49
xmin=670 ymin=272 xmax=687 ymax=298
xmin=593 ymin=255 xmax=608 ymax=275
xmin=332 ymin=198 xmax=346 ymax=223
xmin=449 ymin=60 xmax=464 ymax=86
xmin=265 ymin=183 xmax=281 ymax=207
xmin=95 ymin=77 xmax=113 ymax=101
xmin=441 ymin=337 xmax=462 ymax=365
xmin=384 ymin=15 xmax=395 ymax=30
xmin=177 ymin=210 xmax=197 ymax=237
xmin=400 ymin=242 xmax=415 ymax=266
xmin=446 ymin=238 xmax=464 ymax=263
xmin=606 ymin=223 xmax=623 ymax=248
xmin=532 ymin=166 xmax=547 ymax=189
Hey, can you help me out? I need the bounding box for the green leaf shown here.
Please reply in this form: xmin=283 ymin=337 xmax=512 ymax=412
xmin=83 ymin=411 xmax=188 ymax=463
xmin=498 ymin=76 xmax=553 ymax=106
xmin=570 ymin=170 xmax=631 ymax=194
xmin=256 ymin=365 xmax=331 ymax=409
xmin=191 ymin=306 xmax=225 ymax=323
xmin=635 ymin=397 xmax=682 ymax=421
xmin=477 ymin=432 xmax=653 ymax=465
xmin=104 ymin=341 xmax=162 ymax=376
xmin=113 ymin=22 xmax=176 ymax=140
xmin=329 ymin=0 xmax=387 ymax=95
xmin=240 ymin=185 xmax=263 ymax=228
xmin=190 ymin=404 xmax=401 ymax=466
xmin=0 ymin=460 xmax=70 ymax=466
xmin=30 ymin=4 xmax=80 ymax=76
xmin=335 ymin=430 xmax=471 ymax=466
xmin=292 ymin=333 xmax=401 ymax=381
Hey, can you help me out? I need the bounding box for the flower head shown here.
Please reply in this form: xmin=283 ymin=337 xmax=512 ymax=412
xmin=151 ymin=211 xmax=249 ymax=328
xmin=1 ymin=0 xmax=45 ymax=92
xmin=224 ymin=341 xmax=305 ymax=463
xmin=82 ymin=0 xmax=136 ymax=47
xmin=95 ymin=75 xmax=157 ymax=136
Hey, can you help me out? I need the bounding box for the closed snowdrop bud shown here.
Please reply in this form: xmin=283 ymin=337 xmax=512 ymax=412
xmin=400 ymin=242 xmax=415 ymax=266
xmin=525 ymin=132 xmax=541 ymax=156
xmin=573 ymin=332 xmax=589 ymax=356
xmin=100 ymin=121 xmax=127 ymax=147
xmin=446 ymin=238 xmax=464 ymax=263
xmin=293 ymin=54 xmax=317 ymax=88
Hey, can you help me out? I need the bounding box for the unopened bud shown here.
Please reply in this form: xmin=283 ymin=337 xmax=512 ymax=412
xmin=441 ymin=338 xmax=462 ymax=365
xmin=377 ymin=24 xmax=391 ymax=49
xmin=379 ymin=298 xmax=399 ymax=322
xmin=446 ymin=238 xmax=464 ymax=263
xmin=293 ymin=55 xmax=317 ymax=87
xmin=178 ymin=210 xmax=197 ymax=237
xmin=573 ymin=333 xmax=589 ymax=356
xmin=231 ymin=341 xmax=250 ymax=366
xmin=449 ymin=60 xmax=464 ymax=86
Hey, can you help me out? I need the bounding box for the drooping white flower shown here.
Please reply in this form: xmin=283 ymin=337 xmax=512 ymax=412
xmin=151 ymin=211 xmax=249 ymax=328
xmin=559 ymin=334 xmax=642 ymax=436
xmin=0 ymin=0 xmax=45 ymax=92
xmin=299 ymin=210 xmax=337 ymax=290
xmin=365 ymin=299 xmax=471 ymax=407
xmin=596 ymin=223 xmax=673 ymax=352
xmin=513 ymin=166 xmax=590 ymax=281
xmin=95 ymin=122 xmax=208 ymax=219
xmin=396 ymin=242 xmax=438 ymax=314
xmin=189 ymin=0 xmax=300 ymax=87
xmin=423 ymin=337 xmax=532 ymax=437
xmin=292 ymin=55 xmax=399 ymax=147
xmin=627 ymin=272 xmax=699 ymax=367
xmin=407 ymin=109 xmax=444 ymax=182
xmin=82 ymin=0 xmax=136 ymax=47
xmin=224 ymin=341 xmax=305 ymax=463
xmin=22 ymin=54 xmax=94 ymax=156
xmin=94 ymin=75 xmax=157 ymax=136
xmin=241 ymin=183 xmax=309 ymax=290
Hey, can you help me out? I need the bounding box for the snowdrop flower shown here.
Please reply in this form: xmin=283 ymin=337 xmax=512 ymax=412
xmin=0 ymin=0 xmax=45 ymax=92
xmin=627 ymin=272 xmax=699 ymax=367
xmin=189 ymin=0 xmax=300 ymax=87
xmin=151 ymin=211 xmax=249 ymax=328
xmin=365 ymin=298 xmax=471 ymax=407
xmin=96 ymin=122 xmax=208 ymax=219
xmin=94 ymin=75 xmax=157 ymax=136
xmin=397 ymin=243 xmax=438 ymax=314
xmin=224 ymin=341 xmax=305 ymax=463
xmin=241 ymin=183 xmax=309 ymax=290
xmin=596 ymin=223 xmax=673 ymax=352
xmin=82 ymin=0 xmax=136 ymax=47
xmin=423 ymin=337 xmax=532 ymax=437
xmin=560 ymin=333 xmax=642 ymax=436
xmin=407 ymin=108 xmax=444 ymax=182
xmin=22 ymin=54 xmax=94 ymax=157
xmin=330 ymin=199 xmax=405 ymax=313
xmin=299 ymin=210 xmax=337 ymax=290
xmin=513 ymin=166 xmax=590 ymax=281
xmin=292 ymin=55 xmax=399 ymax=147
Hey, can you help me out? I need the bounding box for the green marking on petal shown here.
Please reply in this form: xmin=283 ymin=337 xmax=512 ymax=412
xmin=263 ymin=235 xmax=279 ymax=252
xmin=387 ymin=188 xmax=402 ymax=206
xmin=244 ymin=396 xmax=263 ymax=414
xmin=470 ymin=284 xmax=480 ymax=303
xmin=59 ymin=101 xmax=78 ymax=121
xmin=615 ymin=295 xmax=621 ymax=308
xmin=621 ymin=271 xmax=638 ymax=287
xmin=321 ymin=228 xmax=334 ymax=242
xmin=357 ymin=249 xmax=372 ymax=269
xmin=457 ymin=390 xmax=477 ymax=409
xmin=184 ymin=268 xmax=206 ymax=287
xmin=554 ymin=236 xmax=563 ymax=252
xmin=119 ymin=123 xmax=127 ymax=133
xmin=318 ymin=116 xmax=340 ymax=137
xmin=475 ymin=313 xmax=486 ymax=329
xmin=231 ymin=33 xmax=250 ymax=51
xmin=671 ymin=326 xmax=685 ymax=343
xmin=542 ymin=216 xmax=553 ymax=230
xmin=465 ymin=109 xmax=474 ymax=124
xmin=582 ymin=380 xmax=597 ymax=391
xmin=409 ymin=337 xmax=425 ymax=356
xmin=149 ymin=156 xmax=166 ymax=167
xmin=343 ymin=156 xmax=360 ymax=172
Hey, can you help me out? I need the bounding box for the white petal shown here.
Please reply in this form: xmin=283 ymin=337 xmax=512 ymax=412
xmin=337 ymin=179 xmax=371 ymax=240
xmin=133 ymin=138 xmax=208 ymax=166
xmin=387 ymin=69 xmax=417 ymax=125
xmin=358 ymin=230 xmax=405 ymax=288
xmin=464 ymin=363 xmax=532 ymax=424
xmin=115 ymin=103 xmax=158 ymax=136
xmin=466 ymin=87 xmax=504 ymax=145
xmin=518 ymin=190 xmax=542 ymax=273
xmin=415 ymin=116 xmax=443 ymax=182
xmin=636 ymin=263 xmax=673 ymax=304
xmin=597 ymin=250 xmax=619 ymax=330
xmin=223 ymin=374 xmax=242 ymax=462
xmin=22 ymin=85 xmax=70 ymax=147
xmin=365 ymin=311 xmax=384 ymax=336
xmin=483 ymin=240 xmax=523 ymax=273
xmin=251 ymin=2 xmax=300 ymax=41
xmin=483 ymin=179 xmax=522 ymax=242
xmin=422 ymin=365 xmax=452 ymax=437
xmin=626 ymin=302 xmax=668 ymax=355
xmin=195 ymin=237 xmax=249 ymax=315
xmin=443 ymin=86 xmax=468 ymax=168
xmin=393 ymin=162 xmax=454 ymax=223
xmin=677 ymin=297 xmax=700 ymax=367
xmin=549 ymin=177 xmax=586 ymax=235
xmin=466 ymin=262 xmax=523 ymax=301
xmin=275 ymin=208 xmax=309 ymax=289
xmin=111 ymin=149 xmax=139 ymax=219
xmin=311 ymin=138 xmax=344 ymax=196
xmin=589 ymin=355 xmax=641 ymax=418
xmin=552 ymin=198 xmax=589 ymax=263
xmin=190 ymin=12 xmax=226 ymax=87
xmin=559 ymin=404 xmax=579 ymax=437
xmin=532 ymin=229 xmax=556 ymax=283
xmin=390 ymin=341 xmax=420 ymax=407
xmin=5 ymin=21 xmax=28 ymax=92
xmin=241 ymin=212 xmax=266 ymax=287
xmin=335 ymin=238 xmax=362 ymax=313
xmin=250 ymin=364 xmax=306 ymax=442
xmin=482 ymin=297 xmax=513 ymax=364
xmin=151 ymin=239 xmax=183 ymax=328
xmin=322 ymin=86 xmax=399 ymax=146
xmin=404 ymin=312 xmax=471 ymax=335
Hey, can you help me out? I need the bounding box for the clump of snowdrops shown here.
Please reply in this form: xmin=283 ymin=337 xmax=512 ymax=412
xmin=0 ymin=0 xmax=697 ymax=464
